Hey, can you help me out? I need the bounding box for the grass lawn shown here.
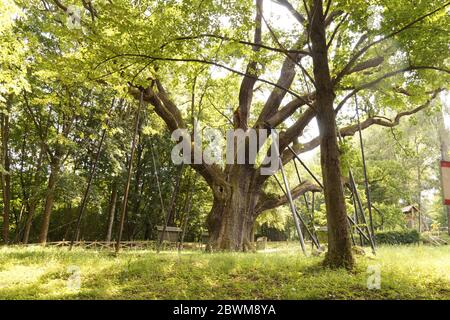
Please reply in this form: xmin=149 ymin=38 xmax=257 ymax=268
xmin=0 ymin=243 xmax=448 ymax=300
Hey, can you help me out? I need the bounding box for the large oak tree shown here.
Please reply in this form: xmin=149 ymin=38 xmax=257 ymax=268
xmin=17 ymin=0 xmax=450 ymax=267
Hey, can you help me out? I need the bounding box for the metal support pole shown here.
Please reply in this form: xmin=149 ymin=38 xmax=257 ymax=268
xmin=273 ymin=176 xmax=321 ymax=251
xmin=278 ymin=159 xmax=307 ymax=255
xmin=272 ymin=135 xmax=307 ymax=254
xmin=349 ymin=171 xmax=376 ymax=254
xmin=355 ymin=95 xmax=375 ymax=240
xmin=115 ymin=93 xmax=143 ymax=254
xmin=347 ymin=215 xmax=372 ymax=243
xmin=287 ymin=146 xmax=323 ymax=189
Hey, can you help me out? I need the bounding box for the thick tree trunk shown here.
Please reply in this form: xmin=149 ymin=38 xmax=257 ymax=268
xmin=207 ymin=195 xmax=256 ymax=251
xmin=206 ymin=167 xmax=258 ymax=251
xmin=38 ymin=162 xmax=59 ymax=244
xmin=317 ymin=111 xmax=354 ymax=268
xmin=106 ymin=181 xmax=118 ymax=242
xmin=310 ymin=0 xmax=354 ymax=268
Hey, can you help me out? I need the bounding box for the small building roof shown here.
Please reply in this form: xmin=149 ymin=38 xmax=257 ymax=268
xmin=156 ymin=226 xmax=182 ymax=232
xmin=402 ymin=205 xmax=419 ymax=213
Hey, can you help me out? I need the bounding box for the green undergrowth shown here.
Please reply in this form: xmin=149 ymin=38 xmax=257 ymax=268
xmin=0 ymin=244 xmax=448 ymax=300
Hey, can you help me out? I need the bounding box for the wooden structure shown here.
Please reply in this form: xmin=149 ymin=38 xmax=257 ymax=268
xmin=201 ymin=232 xmax=209 ymax=244
xmin=21 ymin=240 xmax=204 ymax=251
xmin=256 ymin=237 xmax=267 ymax=250
xmin=156 ymin=226 xmax=182 ymax=242
xmin=402 ymin=205 xmax=429 ymax=231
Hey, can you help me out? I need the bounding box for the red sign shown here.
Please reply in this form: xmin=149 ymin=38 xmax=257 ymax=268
xmin=441 ymin=161 xmax=450 ymax=205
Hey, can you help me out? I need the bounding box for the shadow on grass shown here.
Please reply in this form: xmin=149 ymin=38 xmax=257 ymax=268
xmin=0 ymin=247 xmax=448 ymax=300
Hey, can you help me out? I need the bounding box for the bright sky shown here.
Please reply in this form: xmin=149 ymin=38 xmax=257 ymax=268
xmin=263 ymin=0 xmax=301 ymax=32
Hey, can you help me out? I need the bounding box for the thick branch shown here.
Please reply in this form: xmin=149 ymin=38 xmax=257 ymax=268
xmin=129 ymin=81 xmax=226 ymax=189
xmin=52 ymin=0 xmax=67 ymax=11
xmin=325 ymin=10 xmax=344 ymax=26
xmin=284 ymin=90 xmax=441 ymax=161
xmin=266 ymin=92 xmax=315 ymax=128
xmin=256 ymin=180 xmax=321 ymax=213
xmin=279 ymin=106 xmax=316 ymax=150
xmin=256 ymin=19 xmax=312 ymax=127
xmin=237 ymin=0 xmax=263 ymax=130
xmin=256 ymin=54 xmax=301 ymax=124
xmin=347 ymin=56 xmax=384 ymax=75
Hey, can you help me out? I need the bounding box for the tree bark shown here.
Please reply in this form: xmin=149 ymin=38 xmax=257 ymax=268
xmin=106 ymin=181 xmax=118 ymax=242
xmin=207 ymin=190 xmax=257 ymax=251
xmin=38 ymin=160 xmax=59 ymax=244
xmin=310 ymin=0 xmax=354 ymax=269
xmin=206 ymin=167 xmax=259 ymax=251
xmin=22 ymin=202 xmax=37 ymax=244
xmin=1 ymin=96 xmax=11 ymax=244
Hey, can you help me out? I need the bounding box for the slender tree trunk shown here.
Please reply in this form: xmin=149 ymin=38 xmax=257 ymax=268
xmin=22 ymin=147 xmax=45 ymax=244
xmin=179 ymin=176 xmax=195 ymax=249
xmin=115 ymin=94 xmax=143 ymax=253
xmin=157 ymin=165 xmax=184 ymax=249
xmin=417 ymin=165 xmax=422 ymax=233
xmin=13 ymin=205 xmax=25 ymax=243
xmin=23 ymin=202 xmax=37 ymax=244
xmin=447 ymin=206 xmax=450 ymax=236
xmin=167 ymin=165 xmax=184 ymax=226
xmin=71 ymin=120 xmax=109 ymax=246
xmin=38 ymin=161 xmax=59 ymax=244
xmin=1 ymin=96 xmax=11 ymax=244
xmin=128 ymin=132 xmax=143 ymax=240
xmin=106 ymin=181 xmax=118 ymax=242
xmin=310 ymin=0 xmax=353 ymax=268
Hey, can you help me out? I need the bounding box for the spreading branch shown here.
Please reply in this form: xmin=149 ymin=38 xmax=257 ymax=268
xmin=237 ymin=0 xmax=263 ymax=130
xmin=335 ymin=65 xmax=450 ymax=113
xmin=256 ymin=180 xmax=321 ymax=213
xmin=159 ymin=34 xmax=309 ymax=55
xmin=283 ymin=89 xmax=441 ymax=161
xmin=94 ymin=53 xmax=305 ymax=100
xmin=333 ymin=1 xmax=450 ymax=85
xmin=128 ymin=80 xmax=227 ymax=190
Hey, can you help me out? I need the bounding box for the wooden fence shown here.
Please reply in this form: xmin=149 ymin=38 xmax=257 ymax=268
xmin=16 ymin=240 xmax=205 ymax=251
